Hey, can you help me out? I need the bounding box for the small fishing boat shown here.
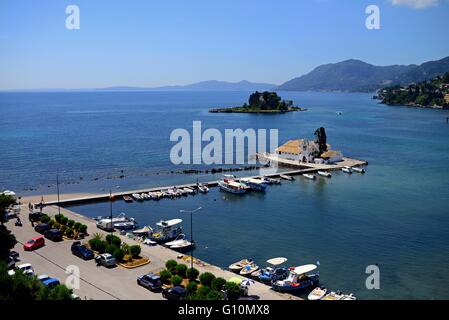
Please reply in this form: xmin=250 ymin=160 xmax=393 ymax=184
xmin=352 ymin=167 xmax=365 ymax=174
xmin=322 ymin=291 xmax=344 ymax=300
xmin=271 ymin=264 xmax=320 ymax=292
xmin=140 ymin=193 xmax=150 ymax=200
xmin=154 ymin=191 xmax=164 ymax=199
xmin=148 ymin=218 xmax=183 ymax=243
xmin=132 ymin=226 xmax=152 ymax=236
xmin=169 ymin=239 xmax=195 ymax=252
xmin=241 ymin=178 xmax=267 ymax=192
xmin=96 ymin=212 xmax=136 ymax=231
xmin=240 ymin=263 xmax=259 ymax=276
xmin=229 ymin=259 xmax=253 ymax=272
xmin=132 ymin=193 xmax=143 ymax=201
xmin=123 ymin=195 xmax=133 ymax=203
xmin=341 ymin=293 xmax=357 ymax=300
xmin=197 ymin=183 xmax=209 ymax=193
xmin=303 ymin=174 xmax=316 ymax=180
xmin=114 ymin=219 xmax=138 ymax=230
xmin=317 ymin=171 xmax=332 ymax=178
xmin=308 ymin=287 xmax=328 ymax=300
xmin=183 ymin=187 xmax=195 ymax=195
xmin=219 ymin=179 xmax=248 ymax=194
xmin=164 ymin=234 xmax=186 ymax=247
xmin=262 ymin=177 xmax=281 ymax=185
xmin=342 ymin=167 xmax=352 ymax=174
xmin=280 ymin=174 xmax=295 ymax=181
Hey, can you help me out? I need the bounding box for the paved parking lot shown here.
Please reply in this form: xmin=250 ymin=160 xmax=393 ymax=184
xmin=6 ymin=204 xmax=299 ymax=300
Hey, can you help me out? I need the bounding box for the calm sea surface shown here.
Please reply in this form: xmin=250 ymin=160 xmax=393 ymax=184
xmin=1 ymin=91 xmax=449 ymax=299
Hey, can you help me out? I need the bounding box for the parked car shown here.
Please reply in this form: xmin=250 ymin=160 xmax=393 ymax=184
xmin=23 ymin=236 xmax=45 ymax=251
xmin=38 ymin=275 xmax=60 ymax=289
xmin=44 ymin=229 xmax=63 ymax=242
xmin=9 ymin=251 xmax=19 ymax=260
xmin=34 ymin=223 xmax=50 ymax=234
xmin=95 ymin=253 xmax=116 ymax=268
xmin=8 ymin=263 xmax=34 ymax=276
xmin=162 ymin=286 xmax=188 ymax=300
xmin=71 ymin=241 xmax=94 ymax=260
xmin=6 ymin=256 xmax=15 ymax=269
xmin=137 ymin=273 xmax=162 ymax=291
xmin=28 ymin=211 xmax=43 ymax=222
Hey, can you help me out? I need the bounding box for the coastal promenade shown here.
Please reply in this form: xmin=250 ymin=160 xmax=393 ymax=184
xmin=38 ymin=155 xmax=367 ymax=207
xmin=8 ymin=204 xmax=300 ymax=300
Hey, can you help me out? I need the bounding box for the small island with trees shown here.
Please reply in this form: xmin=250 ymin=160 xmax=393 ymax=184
xmin=376 ymin=72 xmax=449 ymax=109
xmin=209 ymin=91 xmax=306 ymax=113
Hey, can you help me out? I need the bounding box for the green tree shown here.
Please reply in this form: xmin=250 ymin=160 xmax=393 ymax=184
xmin=112 ymin=248 xmax=124 ymax=262
xmin=105 ymin=234 xmax=121 ymax=247
xmin=206 ymin=290 xmax=224 ymax=300
xmin=171 ymin=275 xmax=183 ymax=286
xmin=211 ymin=277 xmax=226 ymax=291
xmin=224 ymin=282 xmax=242 ymax=300
xmin=159 ymin=269 xmax=172 ymax=284
xmin=186 ymin=281 xmax=198 ymax=293
xmin=186 ymin=267 xmax=200 ymax=280
xmin=199 ymin=272 xmax=216 ymax=287
xmin=0 ymin=194 xmax=16 ymax=224
xmin=165 ymin=259 xmax=178 ymax=271
xmin=128 ymin=245 xmax=141 ymax=258
xmin=175 ymin=264 xmax=188 ymax=278
xmin=0 ymin=225 xmax=17 ymax=260
xmin=314 ymin=127 xmax=328 ymax=155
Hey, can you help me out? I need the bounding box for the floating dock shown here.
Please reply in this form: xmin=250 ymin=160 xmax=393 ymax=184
xmin=42 ymin=154 xmax=367 ymax=207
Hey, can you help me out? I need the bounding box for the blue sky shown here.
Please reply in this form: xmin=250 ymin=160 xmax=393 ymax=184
xmin=0 ymin=0 xmax=448 ymax=89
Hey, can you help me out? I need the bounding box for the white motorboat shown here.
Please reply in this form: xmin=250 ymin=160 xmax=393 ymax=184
xmin=132 ymin=193 xmax=143 ymax=201
xmin=341 ymin=293 xmax=357 ymax=300
xmin=219 ymin=179 xmax=248 ymax=194
xmin=308 ymin=287 xmax=328 ymax=300
xmin=132 ymin=226 xmax=152 ymax=236
xmin=223 ymin=174 xmax=236 ymax=179
xmin=169 ymin=239 xmax=195 ymax=252
xmin=148 ymin=218 xmax=183 ymax=243
xmin=303 ymin=174 xmax=316 ymax=180
xmin=164 ymin=234 xmax=187 ymax=247
xmin=140 ymin=193 xmax=150 ymax=200
xmin=96 ymin=212 xmax=134 ymax=231
xmin=183 ymin=187 xmax=195 ymax=195
xmin=229 ymin=259 xmax=254 ymax=272
xmin=317 ymin=171 xmax=332 ymax=178
xmin=280 ymin=174 xmax=295 ymax=181
xmin=197 ymin=184 xmax=209 ymax=193
xmin=114 ymin=219 xmax=138 ymax=230
xmin=240 ymin=178 xmax=267 ymax=192
xmin=352 ymin=167 xmax=365 ymax=174
xmin=342 ymin=167 xmax=352 ymax=174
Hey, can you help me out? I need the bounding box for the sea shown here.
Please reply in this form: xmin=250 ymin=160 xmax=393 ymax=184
xmin=1 ymin=91 xmax=449 ymax=299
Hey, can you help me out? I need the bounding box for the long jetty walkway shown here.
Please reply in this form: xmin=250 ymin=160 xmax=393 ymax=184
xmin=43 ymin=153 xmax=367 ymax=207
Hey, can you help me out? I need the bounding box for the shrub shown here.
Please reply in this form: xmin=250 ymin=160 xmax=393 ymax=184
xmin=159 ymin=270 xmax=172 ymax=284
xmin=211 ymin=277 xmax=226 ymax=291
xmin=186 ymin=267 xmax=199 ymax=281
xmin=64 ymin=227 xmax=73 ymax=237
xmin=197 ymin=285 xmax=211 ymax=297
xmin=171 ymin=275 xmax=183 ymax=286
xmin=186 ymin=281 xmax=197 ymax=293
xmin=67 ymin=220 xmax=75 ymax=228
xmin=48 ymin=219 xmax=55 ymax=228
xmin=53 ymin=222 xmax=60 ymax=230
xmin=89 ymin=236 xmax=106 ymax=253
xmin=105 ymin=244 xmax=119 ymax=255
xmin=129 ymin=245 xmax=141 ymax=258
xmin=106 ymin=234 xmax=121 ymax=247
xmin=79 ymin=224 xmax=87 ymax=234
xmin=225 ymin=282 xmax=241 ymax=300
xmin=40 ymin=214 xmax=50 ymax=224
xmin=165 ymin=259 xmax=178 ymax=271
xmin=175 ymin=264 xmax=188 ymax=278
xmin=73 ymin=222 xmax=81 ymax=231
xmin=113 ymin=248 xmax=124 ymax=262
xmin=206 ymin=290 xmax=224 ymax=300
xmin=60 ymin=216 xmax=69 ymax=225
xmin=55 ymin=214 xmax=64 ymax=223
xmin=199 ymin=272 xmax=216 ymax=287
xmin=59 ymin=225 xmax=67 ymax=233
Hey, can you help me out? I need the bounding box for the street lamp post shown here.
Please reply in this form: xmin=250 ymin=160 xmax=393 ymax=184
xmin=179 ymin=207 xmax=202 ymax=270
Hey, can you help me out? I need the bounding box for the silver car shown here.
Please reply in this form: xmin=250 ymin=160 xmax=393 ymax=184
xmin=95 ymin=253 xmax=117 ymax=268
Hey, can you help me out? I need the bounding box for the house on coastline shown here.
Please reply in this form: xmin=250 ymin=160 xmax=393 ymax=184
xmin=275 ymin=139 xmax=342 ymax=164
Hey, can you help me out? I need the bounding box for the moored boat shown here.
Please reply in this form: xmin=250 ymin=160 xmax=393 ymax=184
xmin=280 ymin=174 xmax=295 ymax=181
xmin=308 ymin=287 xmax=328 ymax=300
xmin=123 ymin=195 xmax=133 ymax=203
xmin=317 ymin=171 xmax=332 ymax=178
xmin=197 ymin=183 xmax=209 ymax=193
xmin=271 ymin=264 xmax=320 ymax=292
xmin=132 ymin=193 xmax=143 ymax=201
xmin=322 ymin=291 xmax=344 ymax=300
xmin=241 ymin=178 xmax=267 ymax=192
xmin=229 ymin=259 xmax=253 ymax=272
xmin=303 ymin=174 xmax=316 ymax=180
xmin=342 ymin=166 xmax=352 ymax=174
xmin=261 ymin=176 xmax=281 ymax=185
xmin=240 ymin=263 xmax=259 ymax=276
xmin=219 ymin=179 xmax=248 ymax=194
xmin=341 ymin=293 xmax=357 ymax=300
xmin=352 ymin=167 xmax=365 ymax=174
xmin=256 ymin=257 xmax=288 ymax=283
xmin=148 ymin=218 xmax=183 ymax=243
xmin=169 ymin=239 xmax=195 ymax=252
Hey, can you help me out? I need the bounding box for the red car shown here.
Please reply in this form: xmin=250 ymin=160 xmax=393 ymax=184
xmin=23 ymin=236 xmax=45 ymax=251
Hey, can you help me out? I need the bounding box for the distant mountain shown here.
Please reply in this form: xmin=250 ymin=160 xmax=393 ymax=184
xmin=98 ymin=80 xmax=276 ymax=92
xmin=277 ymin=56 xmax=449 ymax=92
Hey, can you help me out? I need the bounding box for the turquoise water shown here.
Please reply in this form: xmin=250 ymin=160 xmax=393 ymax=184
xmin=1 ymin=91 xmax=449 ymax=299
